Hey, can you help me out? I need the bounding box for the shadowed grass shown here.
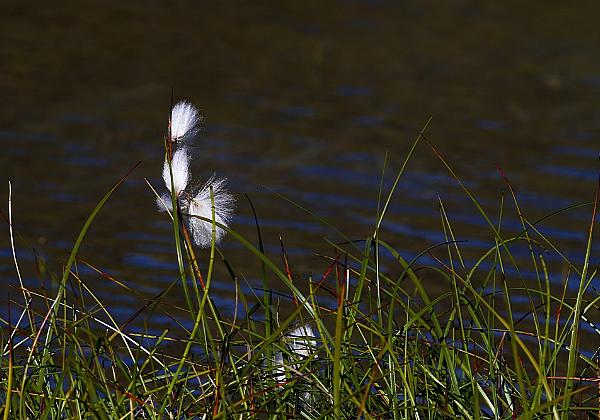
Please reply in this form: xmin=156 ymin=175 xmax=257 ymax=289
xmin=1 ymin=130 xmax=599 ymax=419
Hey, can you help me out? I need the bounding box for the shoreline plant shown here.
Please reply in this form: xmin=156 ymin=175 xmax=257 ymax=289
xmin=0 ymin=103 xmax=599 ymax=418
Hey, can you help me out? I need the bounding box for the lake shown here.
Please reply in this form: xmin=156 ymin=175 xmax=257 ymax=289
xmin=1 ymin=1 xmax=599 ymax=340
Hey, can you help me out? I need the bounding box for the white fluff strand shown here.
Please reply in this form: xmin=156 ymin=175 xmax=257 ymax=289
xmin=169 ymin=101 xmax=200 ymax=143
xmin=162 ymin=148 xmax=191 ymax=194
xmin=187 ymin=175 xmax=235 ymax=248
xmin=156 ymin=193 xmax=173 ymax=213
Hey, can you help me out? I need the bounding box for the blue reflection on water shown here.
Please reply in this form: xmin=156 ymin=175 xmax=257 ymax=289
xmin=280 ymin=106 xmax=315 ymax=119
xmin=550 ymin=145 xmax=597 ymax=158
xmin=0 ymin=130 xmax=55 ymax=143
xmin=336 ymin=85 xmax=373 ymax=98
xmin=123 ymin=253 xmax=178 ymax=271
xmin=581 ymin=74 xmax=600 ymax=87
xmin=63 ymin=156 xmax=109 ymax=168
xmin=354 ymin=115 xmax=385 ymax=127
xmin=539 ymin=165 xmax=598 ymax=181
xmin=58 ymin=112 xmax=105 ymax=125
xmin=477 ymin=119 xmax=508 ymax=132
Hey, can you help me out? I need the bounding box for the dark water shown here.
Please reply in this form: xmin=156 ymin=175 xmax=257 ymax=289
xmin=1 ymin=2 xmax=599 ymax=336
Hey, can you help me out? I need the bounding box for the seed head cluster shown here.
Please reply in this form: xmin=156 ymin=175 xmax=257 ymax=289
xmin=157 ymin=101 xmax=234 ymax=248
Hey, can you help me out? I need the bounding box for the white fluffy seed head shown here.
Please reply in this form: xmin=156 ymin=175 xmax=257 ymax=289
xmin=162 ymin=148 xmax=191 ymax=193
xmin=156 ymin=193 xmax=173 ymax=213
xmin=169 ymin=101 xmax=200 ymax=143
xmin=287 ymin=325 xmax=316 ymax=359
xmin=187 ymin=175 xmax=235 ymax=248
xmin=273 ymin=351 xmax=285 ymax=383
xmin=270 ymin=324 xmax=317 ymax=385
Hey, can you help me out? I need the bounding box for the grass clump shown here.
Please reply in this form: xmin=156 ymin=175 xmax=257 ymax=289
xmin=1 ymin=116 xmax=599 ymax=419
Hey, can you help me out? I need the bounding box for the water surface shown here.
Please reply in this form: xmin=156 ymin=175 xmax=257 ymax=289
xmin=1 ymin=1 xmax=599 ymax=337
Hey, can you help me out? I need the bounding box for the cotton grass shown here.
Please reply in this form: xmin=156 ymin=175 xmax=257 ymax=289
xmin=158 ymin=100 xmax=235 ymax=248
xmin=4 ymin=106 xmax=599 ymax=419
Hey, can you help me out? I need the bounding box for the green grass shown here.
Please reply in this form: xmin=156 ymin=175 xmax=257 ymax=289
xmin=1 ymin=129 xmax=599 ymax=419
